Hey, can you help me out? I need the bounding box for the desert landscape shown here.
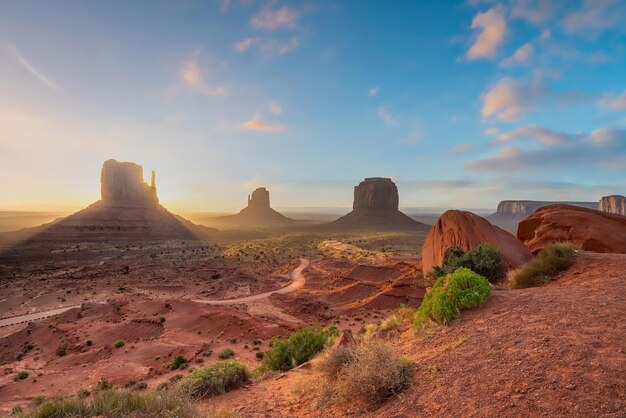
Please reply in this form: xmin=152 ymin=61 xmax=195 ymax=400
xmin=1 ymin=1 xmax=625 ymax=417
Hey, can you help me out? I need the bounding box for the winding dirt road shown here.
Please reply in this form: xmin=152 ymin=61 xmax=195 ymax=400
xmin=0 ymin=305 xmax=81 ymax=328
xmin=193 ymin=258 xmax=309 ymax=305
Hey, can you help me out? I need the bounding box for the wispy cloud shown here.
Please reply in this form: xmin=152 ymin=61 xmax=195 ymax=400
xmin=510 ymin=0 xmax=559 ymax=24
xmin=493 ymin=125 xmax=579 ymax=146
xmin=5 ymin=43 xmax=60 ymax=91
xmin=377 ymin=106 xmax=399 ymax=127
xmin=500 ymin=42 xmax=533 ymax=67
xmin=562 ymin=0 xmax=626 ymax=34
xmin=451 ymin=143 xmax=476 ymax=154
xmin=401 ymin=131 xmax=422 ymax=145
xmin=598 ymin=91 xmax=626 ymax=111
xmin=467 ymin=126 xmax=626 ymax=172
xmin=233 ymin=36 xmax=299 ymax=56
xmin=241 ymin=117 xmax=285 ymax=133
xmin=233 ymin=37 xmax=260 ymax=52
xmin=368 ymin=86 xmax=380 ymax=97
xmin=268 ymin=102 xmax=283 ymax=115
xmin=251 ymin=5 xmax=299 ymax=30
xmin=178 ymin=54 xmax=228 ymax=96
xmin=466 ymin=4 xmax=508 ymax=60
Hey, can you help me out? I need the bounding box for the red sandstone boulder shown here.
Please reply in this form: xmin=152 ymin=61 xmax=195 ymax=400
xmin=422 ymin=210 xmax=532 ymax=274
xmin=518 ymin=204 xmax=626 ymax=254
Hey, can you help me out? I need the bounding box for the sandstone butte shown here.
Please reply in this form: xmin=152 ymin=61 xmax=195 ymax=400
xmin=331 ymin=177 xmax=419 ymax=227
xmin=218 ymin=187 xmax=294 ymax=224
xmin=422 ymin=210 xmax=532 ymax=275
xmin=518 ymin=204 xmax=626 ymax=254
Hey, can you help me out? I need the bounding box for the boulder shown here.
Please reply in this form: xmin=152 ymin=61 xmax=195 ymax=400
xmin=422 ymin=210 xmax=532 ymax=274
xmin=518 ymin=204 xmax=626 ymax=254
xmin=332 ymin=329 xmax=356 ymax=349
xmin=598 ymin=195 xmax=626 ymax=216
xmin=488 ymin=200 xmax=597 ymax=222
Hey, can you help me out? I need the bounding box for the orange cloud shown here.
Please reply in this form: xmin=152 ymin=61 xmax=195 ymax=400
xmin=241 ymin=118 xmax=284 ymax=133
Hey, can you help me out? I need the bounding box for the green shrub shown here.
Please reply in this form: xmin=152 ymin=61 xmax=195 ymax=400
xmin=179 ymin=360 xmax=249 ymax=399
xmin=510 ymin=243 xmax=577 ymax=289
xmin=86 ymin=340 xmax=93 ymax=347
xmin=56 ymin=343 xmax=68 ymax=357
xmin=171 ymin=355 xmax=189 ymax=370
xmin=262 ymin=325 xmax=337 ymax=372
xmin=15 ymin=371 xmax=29 ymax=381
xmin=432 ymin=245 xmax=506 ymax=282
xmin=414 ymin=267 xmax=491 ymax=328
xmin=218 ymin=348 xmax=235 ymax=360
xmin=114 ymin=340 xmax=125 ymax=349
xmin=95 ymin=378 xmax=113 ymax=391
xmin=19 ymin=388 xmax=198 ymax=418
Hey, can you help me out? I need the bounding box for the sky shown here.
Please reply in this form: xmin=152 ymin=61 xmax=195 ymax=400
xmin=1 ymin=0 xmax=625 ymax=212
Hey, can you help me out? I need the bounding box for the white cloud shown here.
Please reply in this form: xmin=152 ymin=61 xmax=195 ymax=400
xmin=481 ymin=76 xmax=533 ymax=121
xmin=4 ymin=43 xmax=60 ymax=91
xmin=241 ymin=117 xmax=284 ymax=133
xmin=466 ymin=4 xmax=508 ymax=60
xmin=562 ymin=0 xmax=625 ymax=34
xmin=233 ymin=37 xmax=260 ymax=52
xmin=494 ymin=125 xmax=578 ymax=146
xmin=377 ymin=106 xmax=399 ymax=128
xmin=368 ymin=86 xmax=380 ymax=97
xmin=500 ymin=43 xmax=533 ymax=67
xmin=451 ymin=143 xmax=476 ymax=154
xmin=268 ymin=102 xmax=283 ymax=115
xmin=179 ymin=55 xmax=228 ymax=96
xmin=251 ymin=5 xmax=298 ymax=30
xmin=401 ymin=131 xmax=422 ymax=145
xmin=598 ymin=91 xmax=626 ymax=112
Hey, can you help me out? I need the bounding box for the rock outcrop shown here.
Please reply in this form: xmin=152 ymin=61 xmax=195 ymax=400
xmin=212 ymin=187 xmax=295 ymax=226
xmin=331 ymin=178 xmax=420 ymax=228
xmin=518 ymin=204 xmax=626 ymax=254
xmin=489 ymin=200 xmax=597 ymax=222
xmin=422 ymin=210 xmax=532 ymax=275
xmin=16 ymin=159 xmax=215 ymax=241
xmin=598 ymin=195 xmax=626 ymax=215
xmin=100 ymin=159 xmax=158 ymax=206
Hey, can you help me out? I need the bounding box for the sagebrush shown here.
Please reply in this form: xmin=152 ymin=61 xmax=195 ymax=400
xmin=432 ymin=244 xmax=506 ymax=282
xmin=509 ymin=243 xmax=577 ymax=289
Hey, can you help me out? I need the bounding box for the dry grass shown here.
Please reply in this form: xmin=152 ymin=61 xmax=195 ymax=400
xmin=509 ymin=243 xmax=577 ymax=289
xmin=314 ymin=345 xmax=353 ymax=379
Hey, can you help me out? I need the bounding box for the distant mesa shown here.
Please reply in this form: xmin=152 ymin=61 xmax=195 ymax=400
xmin=11 ymin=159 xmax=215 ymax=242
xmin=422 ymin=210 xmax=532 ymax=275
xmin=488 ymin=200 xmax=597 ymax=222
xmin=518 ymin=204 xmax=626 ymax=254
xmin=330 ymin=177 xmax=421 ymax=228
xmin=598 ymin=195 xmax=626 ymax=216
xmin=213 ymin=187 xmax=295 ymax=226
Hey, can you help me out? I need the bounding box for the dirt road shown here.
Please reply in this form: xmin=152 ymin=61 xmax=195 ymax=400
xmin=0 ymin=305 xmax=81 ymax=328
xmin=193 ymin=258 xmax=309 ymax=305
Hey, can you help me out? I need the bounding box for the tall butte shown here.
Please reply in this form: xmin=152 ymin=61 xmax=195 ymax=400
xmin=214 ymin=187 xmax=295 ymax=226
xmin=17 ymin=159 xmax=215 ymax=241
xmin=331 ymin=177 xmax=421 ymax=228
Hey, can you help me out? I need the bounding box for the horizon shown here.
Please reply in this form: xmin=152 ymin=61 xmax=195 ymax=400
xmin=1 ymin=1 xmax=625 ymax=212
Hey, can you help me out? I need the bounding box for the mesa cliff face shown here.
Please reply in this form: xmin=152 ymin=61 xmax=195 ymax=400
xmin=331 ymin=178 xmax=420 ymax=228
xmin=598 ymin=195 xmax=626 ymax=215
xmin=100 ymin=159 xmax=158 ymax=206
xmin=15 ymin=159 xmax=215 ymax=241
xmin=247 ymin=187 xmax=270 ymax=209
xmin=489 ymin=200 xmax=597 ymax=221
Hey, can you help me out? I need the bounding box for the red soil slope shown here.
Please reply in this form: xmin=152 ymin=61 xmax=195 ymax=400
xmin=212 ymin=252 xmax=626 ymax=417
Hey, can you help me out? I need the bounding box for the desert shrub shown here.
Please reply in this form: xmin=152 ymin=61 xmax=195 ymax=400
xmin=218 ymin=348 xmax=235 ymax=360
xmin=15 ymin=351 xmax=24 ymax=361
xmin=178 ymin=360 xmax=249 ymax=399
xmin=133 ymin=381 xmax=148 ymax=390
xmin=332 ymin=340 xmax=412 ymax=407
xmin=379 ymin=314 xmax=401 ymax=332
xmin=314 ymin=345 xmax=353 ymax=379
xmin=77 ymin=388 xmax=90 ymax=398
xmin=86 ymin=340 xmax=93 ymax=347
xmin=56 ymin=343 xmax=68 ymax=357
xmin=95 ymin=378 xmax=113 ymax=391
xmin=171 ymin=355 xmax=189 ymax=370
xmin=414 ymin=267 xmax=491 ymax=328
xmin=18 ymin=388 xmax=198 ymax=418
xmin=432 ymin=245 xmax=506 ymax=282
xmin=510 ymin=243 xmax=577 ymax=289
xmin=114 ymin=340 xmax=125 ymax=349
xmin=255 ymin=351 xmax=265 ymax=360
xmin=15 ymin=371 xmax=29 ymax=381
xmin=262 ymin=325 xmax=337 ymax=372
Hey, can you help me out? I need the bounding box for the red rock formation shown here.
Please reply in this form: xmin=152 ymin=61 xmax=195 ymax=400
xmin=488 ymin=200 xmax=597 ymax=221
xmin=100 ymin=159 xmax=158 ymax=206
xmin=332 ymin=178 xmax=419 ymax=228
xmin=598 ymin=195 xmax=626 ymax=216
xmin=247 ymin=187 xmax=270 ymax=209
xmin=422 ymin=210 xmax=532 ymax=274
xmin=518 ymin=204 xmax=626 ymax=254
xmin=214 ymin=187 xmax=294 ymax=225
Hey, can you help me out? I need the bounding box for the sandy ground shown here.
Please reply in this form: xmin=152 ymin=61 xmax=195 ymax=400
xmin=208 ymin=252 xmax=626 ymax=417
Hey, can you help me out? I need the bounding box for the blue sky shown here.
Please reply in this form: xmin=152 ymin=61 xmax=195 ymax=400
xmin=1 ymin=0 xmax=625 ymax=211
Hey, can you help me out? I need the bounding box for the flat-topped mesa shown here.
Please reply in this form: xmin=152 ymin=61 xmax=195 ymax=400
xmin=353 ymin=177 xmax=399 ymax=211
xmin=247 ymin=187 xmax=270 ymax=209
xmin=598 ymin=195 xmax=626 ymax=215
xmin=100 ymin=159 xmax=158 ymax=206
xmin=489 ymin=200 xmax=597 ymax=221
